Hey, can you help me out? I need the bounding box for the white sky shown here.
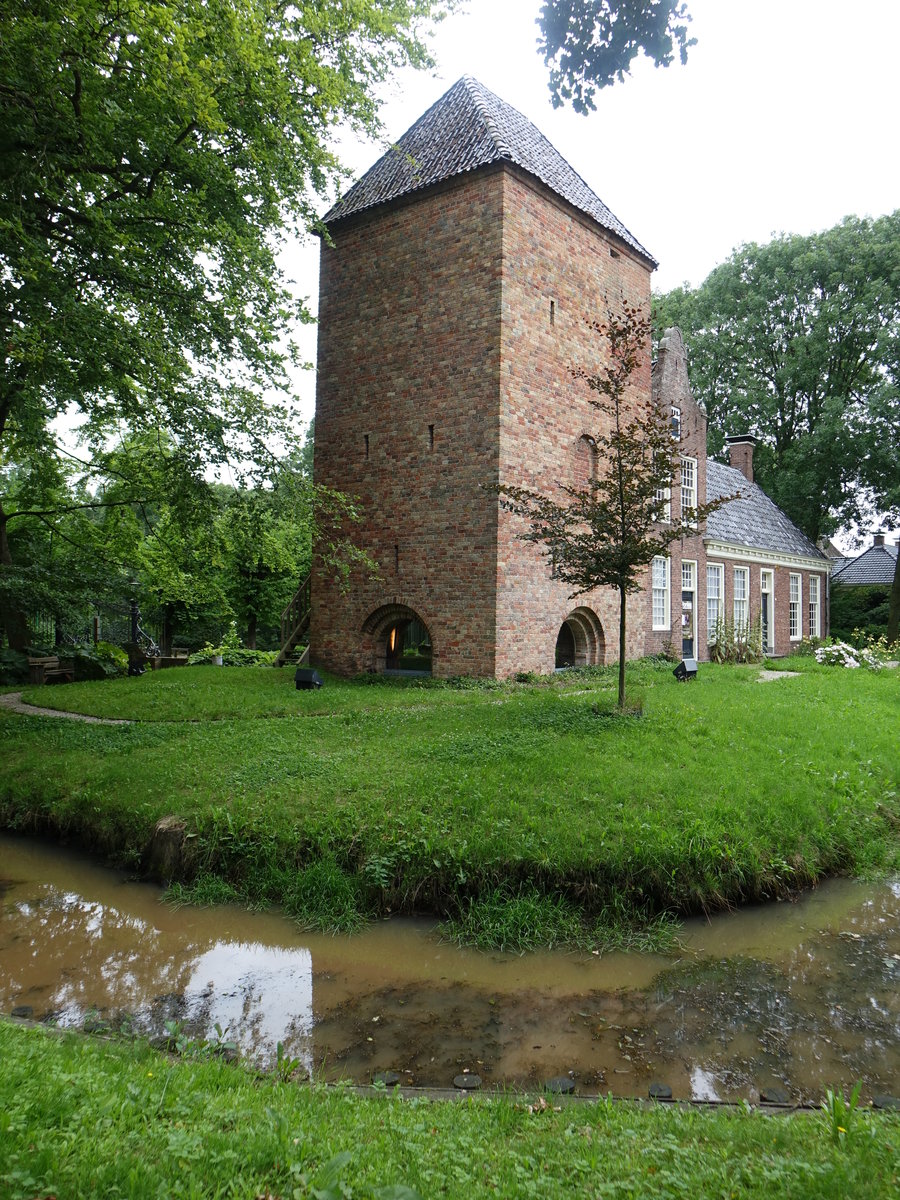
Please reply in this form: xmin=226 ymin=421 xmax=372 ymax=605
xmin=282 ymin=0 xmax=898 ymax=544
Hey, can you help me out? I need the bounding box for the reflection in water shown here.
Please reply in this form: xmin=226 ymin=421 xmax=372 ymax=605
xmin=1 ymin=835 xmax=898 ymax=1102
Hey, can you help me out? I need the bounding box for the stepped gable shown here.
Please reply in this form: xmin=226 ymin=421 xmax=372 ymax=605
xmin=324 ymin=75 xmax=656 ymax=265
xmin=706 ymin=461 xmax=826 ymax=560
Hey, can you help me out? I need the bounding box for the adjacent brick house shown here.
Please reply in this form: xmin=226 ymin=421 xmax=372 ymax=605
xmin=310 ymin=77 xmax=829 ymax=678
xmin=646 ymin=329 xmax=829 ymax=661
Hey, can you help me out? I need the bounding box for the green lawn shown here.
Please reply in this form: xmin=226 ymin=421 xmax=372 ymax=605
xmin=2 ymin=660 xmax=898 ymax=947
xmin=2 ymin=1021 xmax=897 ymax=1200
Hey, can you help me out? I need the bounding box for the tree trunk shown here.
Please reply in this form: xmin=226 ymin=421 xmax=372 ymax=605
xmin=160 ymin=604 xmax=174 ymax=657
xmin=617 ymin=583 xmax=627 ymax=708
xmin=246 ymin=613 xmax=257 ymax=650
xmin=887 ymin=550 xmax=900 ymax=647
xmin=0 ymin=501 xmax=31 ymax=651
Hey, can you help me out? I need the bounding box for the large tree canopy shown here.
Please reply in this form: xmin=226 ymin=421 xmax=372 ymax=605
xmin=652 ymin=212 xmax=900 ymax=547
xmin=538 ymin=1 xmax=695 ymax=111
xmin=0 ymin=0 xmax=446 ymax=646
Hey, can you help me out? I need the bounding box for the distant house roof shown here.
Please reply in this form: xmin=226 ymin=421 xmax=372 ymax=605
xmin=324 ymin=76 xmax=656 ymax=265
xmin=832 ymin=543 xmax=898 ymax=585
xmin=705 ymin=461 xmax=826 ymax=561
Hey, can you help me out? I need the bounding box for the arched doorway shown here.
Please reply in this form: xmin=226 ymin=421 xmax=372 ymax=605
xmin=361 ymin=604 xmax=433 ymax=676
xmin=555 ymin=621 xmax=576 ymax=668
xmin=555 ymin=607 xmax=605 ymax=669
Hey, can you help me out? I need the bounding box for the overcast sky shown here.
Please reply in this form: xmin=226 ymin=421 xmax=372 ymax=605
xmin=285 ymin=0 xmax=898 ymax=513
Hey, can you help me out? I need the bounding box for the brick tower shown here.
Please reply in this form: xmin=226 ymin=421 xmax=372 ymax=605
xmin=310 ymin=77 xmax=657 ymax=679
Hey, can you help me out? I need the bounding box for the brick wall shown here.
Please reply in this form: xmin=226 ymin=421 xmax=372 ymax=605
xmin=311 ymin=163 xmax=655 ymax=678
xmin=494 ymin=169 xmax=653 ymax=675
xmin=311 ymin=170 xmax=506 ymax=677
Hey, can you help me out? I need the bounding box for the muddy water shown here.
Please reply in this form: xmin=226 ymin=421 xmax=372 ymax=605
xmin=2 ymin=835 xmax=898 ymax=1103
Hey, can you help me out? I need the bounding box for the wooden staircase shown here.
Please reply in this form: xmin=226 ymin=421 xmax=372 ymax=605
xmin=274 ymin=575 xmax=311 ymax=668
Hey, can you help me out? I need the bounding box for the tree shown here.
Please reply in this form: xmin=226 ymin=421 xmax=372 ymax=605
xmin=496 ymin=302 xmax=730 ymax=707
xmin=537 ymin=1 xmax=695 ymax=112
xmin=0 ymin=0 xmax=448 ymax=647
xmin=652 ymin=213 xmax=900 ymax=546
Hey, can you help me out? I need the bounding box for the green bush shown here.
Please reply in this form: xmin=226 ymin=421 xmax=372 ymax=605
xmin=0 ymin=646 xmax=29 ymax=685
xmin=72 ymin=641 xmax=128 ymax=680
xmin=831 ymin=583 xmax=891 ymax=642
xmin=188 ymin=645 xmax=277 ymax=666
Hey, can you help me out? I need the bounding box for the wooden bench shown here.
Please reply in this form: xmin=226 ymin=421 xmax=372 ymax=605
xmin=27 ymin=656 xmax=75 ymax=686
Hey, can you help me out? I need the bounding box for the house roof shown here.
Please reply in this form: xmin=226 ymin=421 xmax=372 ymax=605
xmin=831 ymin=543 xmax=898 ymax=585
xmin=705 ymin=461 xmax=826 ymax=561
xmin=323 ymin=76 xmax=656 ymax=265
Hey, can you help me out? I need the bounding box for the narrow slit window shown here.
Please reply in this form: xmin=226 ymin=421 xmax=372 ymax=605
xmin=549 ymin=299 xmax=556 ymax=327
xmin=394 ymin=544 xmax=399 ymax=572
xmin=364 ymin=434 xmax=370 ymax=459
xmin=428 ymin=423 xmax=435 ymax=450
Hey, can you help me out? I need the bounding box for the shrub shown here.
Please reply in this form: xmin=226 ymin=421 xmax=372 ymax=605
xmin=188 ymin=645 xmax=277 ymax=666
xmin=815 ymin=640 xmax=882 ymax=671
xmin=0 ymin=647 xmax=29 ymax=685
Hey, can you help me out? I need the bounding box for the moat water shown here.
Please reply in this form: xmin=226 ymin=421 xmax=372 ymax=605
xmin=2 ymin=834 xmax=898 ymax=1103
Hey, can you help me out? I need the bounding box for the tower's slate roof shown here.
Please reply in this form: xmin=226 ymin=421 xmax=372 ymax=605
xmin=832 ymin=543 xmax=898 ymax=585
xmin=705 ymin=461 xmax=826 ymax=561
xmin=324 ymin=76 xmax=656 ymax=264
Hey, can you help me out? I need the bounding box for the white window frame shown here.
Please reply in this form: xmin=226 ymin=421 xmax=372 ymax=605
xmin=655 ymin=482 xmax=671 ymax=523
xmin=651 ymin=555 xmax=670 ymax=631
xmin=706 ymin=562 xmax=723 ymax=643
xmin=789 ymin=573 xmax=802 ymax=641
xmin=760 ymin=569 xmax=775 ymax=654
xmin=681 ymin=456 xmax=697 ymax=525
xmin=733 ymin=566 xmax=749 ymax=633
xmin=809 ymin=575 xmax=821 ymax=638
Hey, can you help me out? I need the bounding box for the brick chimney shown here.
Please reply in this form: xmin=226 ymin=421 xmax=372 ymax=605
xmin=726 ymin=435 xmax=757 ymax=483
xmin=873 ymin=532 xmax=886 ymax=547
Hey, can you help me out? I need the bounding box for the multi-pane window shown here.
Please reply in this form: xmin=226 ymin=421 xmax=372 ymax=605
xmin=655 ymin=482 xmax=671 ymax=522
xmin=706 ymin=563 xmax=723 ymax=642
xmin=681 ymin=457 xmax=697 ymax=524
xmin=789 ymin=573 xmax=802 ymax=640
xmin=809 ymin=575 xmax=821 ymax=638
xmin=760 ymin=569 xmax=774 ymax=653
xmin=651 ymin=556 xmax=670 ymax=630
xmin=682 ymin=560 xmax=696 ymax=592
xmin=733 ymin=567 xmax=749 ymax=633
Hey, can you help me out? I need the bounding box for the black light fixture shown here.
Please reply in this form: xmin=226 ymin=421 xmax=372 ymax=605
xmin=673 ymin=658 xmax=698 ymax=681
xmin=295 ymin=668 xmax=323 ymax=690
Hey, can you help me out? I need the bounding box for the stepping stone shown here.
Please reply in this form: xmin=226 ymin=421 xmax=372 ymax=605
xmin=873 ymin=1095 xmax=900 ymax=1111
xmin=373 ymin=1072 xmax=400 ymax=1088
xmin=648 ymin=1082 xmax=673 ymax=1100
xmin=454 ymin=1074 xmax=482 ymax=1090
xmin=760 ymin=1087 xmax=790 ymax=1105
xmin=11 ymin=1005 xmax=33 ymax=1019
xmin=545 ymin=1076 xmax=575 ymax=1095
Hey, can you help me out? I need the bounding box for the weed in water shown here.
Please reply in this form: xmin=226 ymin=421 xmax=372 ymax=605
xmin=444 ymin=885 xmax=584 ymax=953
xmin=821 ymin=1080 xmax=863 ymax=1144
xmin=282 ymin=856 xmax=367 ymax=934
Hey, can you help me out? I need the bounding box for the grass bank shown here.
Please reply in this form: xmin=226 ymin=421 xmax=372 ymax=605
xmin=1 ymin=661 xmax=898 ymax=948
xmin=2 ymin=1021 xmax=898 ymax=1200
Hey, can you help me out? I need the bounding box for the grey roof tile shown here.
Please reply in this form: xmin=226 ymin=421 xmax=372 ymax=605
xmin=831 ymin=544 xmax=898 ymax=585
xmin=324 ymin=76 xmax=655 ymax=264
xmin=705 ymin=461 xmax=826 ymax=560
